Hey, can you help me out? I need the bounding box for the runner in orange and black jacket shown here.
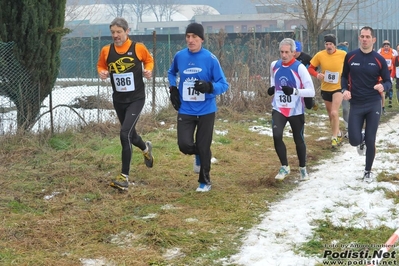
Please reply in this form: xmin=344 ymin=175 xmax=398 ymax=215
xmin=378 ymin=40 xmax=395 ymax=110
xmin=391 ymin=54 xmax=399 ymax=105
xmin=97 ymin=17 xmax=154 ymax=191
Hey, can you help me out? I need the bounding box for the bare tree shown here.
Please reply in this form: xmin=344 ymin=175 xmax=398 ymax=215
xmin=192 ymin=6 xmax=214 ymax=16
xmin=126 ymin=1 xmax=152 ymax=30
xmin=252 ymin=0 xmax=376 ymax=54
xmin=65 ymin=0 xmax=101 ymax=28
xmin=105 ymin=0 xmax=127 ymax=18
xmin=147 ymin=0 xmax=181 ymax=22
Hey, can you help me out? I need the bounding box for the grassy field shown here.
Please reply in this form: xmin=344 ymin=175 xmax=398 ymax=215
xmin=0 ymin=103 xmax=398 ymax=266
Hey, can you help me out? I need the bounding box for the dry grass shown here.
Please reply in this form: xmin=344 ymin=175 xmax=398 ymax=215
xmin=0 ymin=104 xmax=396 ymax=266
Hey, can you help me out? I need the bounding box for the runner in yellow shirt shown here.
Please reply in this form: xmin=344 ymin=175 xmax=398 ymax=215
xmin=308 ymin=34 xmax=347 ymax=148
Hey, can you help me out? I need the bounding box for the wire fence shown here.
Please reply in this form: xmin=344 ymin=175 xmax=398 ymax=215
xmin=0 ymin=31 xmax=290 ymax=135
xmin=1 ymin=28 xmax=398 ymax=135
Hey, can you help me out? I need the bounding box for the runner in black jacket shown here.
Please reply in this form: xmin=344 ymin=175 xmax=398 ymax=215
xmin=341 ymin=26 xmax=392 ymax=182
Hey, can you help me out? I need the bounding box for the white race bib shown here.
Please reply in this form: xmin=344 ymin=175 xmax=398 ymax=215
xmin=182 ymin=81 xmax=205 ymax=101
xmin=112 ymin=72 xmax=135 ymax=92
xmin=386 ymin=59 xmax=392 ymax=68
xmin=275 ymin=90 xmax=299 ymax=108
xmin=324 ymin=70 xmax=339 ymax=84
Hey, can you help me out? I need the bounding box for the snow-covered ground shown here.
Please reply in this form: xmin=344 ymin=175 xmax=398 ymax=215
xmin=0 ymin=82 xmax=169 ymax=134
xmin=228 ymin=114 xmax=399 ymax=266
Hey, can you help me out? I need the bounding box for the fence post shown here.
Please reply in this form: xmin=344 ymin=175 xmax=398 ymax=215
xmin=49 ymin=90 xmax=54 ymax=134
xmin=152 ymin=31 xmax=156 ymax=114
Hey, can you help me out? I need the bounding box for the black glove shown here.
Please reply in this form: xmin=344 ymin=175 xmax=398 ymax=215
xmin=169 ymin=86 xmax=181 ymax=111
xmin=304 ymin=97 xmax=314 ymax=110
xmin=267 ymin=86 xmax=275 ymax=96
xmin=282 ymin=86 xmax=294 ymax=95
xmin=194 ymin=80 xmax=213 ymax=93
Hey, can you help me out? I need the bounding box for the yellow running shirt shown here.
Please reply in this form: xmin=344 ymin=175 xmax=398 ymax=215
xmin=309 ymin=49 xmax=346 ymax=92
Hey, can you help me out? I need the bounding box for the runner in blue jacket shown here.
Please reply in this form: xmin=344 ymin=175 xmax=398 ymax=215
xmin=168 ymin=22 xmax=229 ymax=192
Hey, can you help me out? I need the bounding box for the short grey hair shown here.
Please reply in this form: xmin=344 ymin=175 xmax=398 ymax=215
xmin=279 ymin=38 xmax=296 ymax=53
xmin=110 ymin=17 xmax=129 ymax=31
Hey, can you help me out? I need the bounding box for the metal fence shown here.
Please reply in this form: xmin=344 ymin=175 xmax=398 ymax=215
xmin=0 ymin=31 xmax=293 ymax=135
xmin=1 ymin=28 xmax=398 ymax=135
xmin=0 ymin=41 xmax=39 ymax=134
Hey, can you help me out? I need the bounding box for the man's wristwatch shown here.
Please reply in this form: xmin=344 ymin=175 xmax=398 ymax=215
xmin=341 ymin=88 xmax=347 ymax=93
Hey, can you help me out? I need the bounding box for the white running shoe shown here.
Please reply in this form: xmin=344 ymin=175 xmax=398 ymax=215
xmin=299 ymin=167 xmax=309 ymax=181
xmin=275 ymin=165 xmax=290 ymax=180
xmin=363 ymin=171 xmax=373 ymax=183
xmin=196 ymin=183 xmax=211 ymax=192
xmin=357 ymin=142 xmax=366 ymax=156
xmin=356 ymin=132 xmax=366 ymax=156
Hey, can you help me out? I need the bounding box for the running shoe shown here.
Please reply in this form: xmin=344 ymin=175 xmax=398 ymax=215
xmin=363 ymin=171 xmax=373 ymax=183
xmin=275 ymin=165 xmax=290 ymax=180
xmin=337 ymin=131 xmax=343 ymax=144
xmin=143 ymin=141 xmax=154 ymax=168
xmin=110 ymin=173 xmax=129 ymax=191
xmin=299 ymin=167 xmax=309 ymax=181
xmin=356 ymin=133 xmax=366 ymax=156
xmin=331 ymin=137 xmax=339 ymax=148
xmin=196 ymin=183 xmax=211 ymax=192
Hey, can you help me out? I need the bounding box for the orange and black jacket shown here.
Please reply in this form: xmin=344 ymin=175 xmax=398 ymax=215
xmin=97 ymin=38 xmax=154 ymax=103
